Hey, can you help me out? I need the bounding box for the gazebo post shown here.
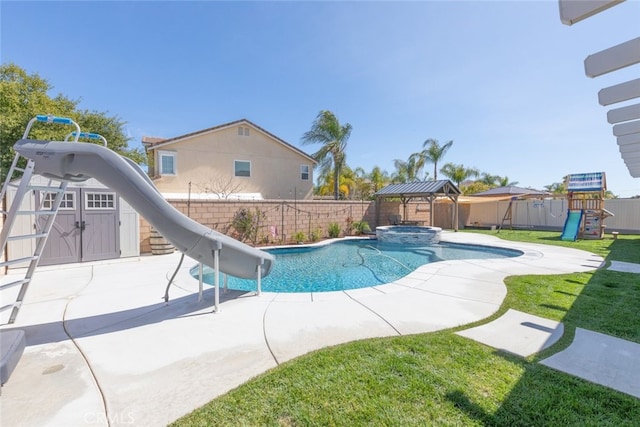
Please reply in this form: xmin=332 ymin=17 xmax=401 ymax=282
xmin=429 ymin=194 xmax=435 ymax=226
xmin=453 ymin=194 xmax=459 ymax=231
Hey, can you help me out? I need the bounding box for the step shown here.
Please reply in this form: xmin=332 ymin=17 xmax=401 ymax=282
xmin=6 ymin=233 xmax=48 ymax=241
xmin=0 ymin=278 xmax=29 ymax=291
xmin=0 ymin=302 xmax=18 ymax=313
xmin=0 ymin=256 xmax=39 ymax=268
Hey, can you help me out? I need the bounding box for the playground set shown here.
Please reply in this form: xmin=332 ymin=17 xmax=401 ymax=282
xmin=560 ymin=172 xmax=612 ymax=241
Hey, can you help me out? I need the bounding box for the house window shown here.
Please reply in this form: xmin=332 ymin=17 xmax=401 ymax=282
xmin=159 ymin=151 xmax=176 ymax=175
xmin=86 ymin=193 xmax=116 ymax=210
xmin=42 ymin=191 xmax=75 ymax=210
xmin=234 ymin=160 xmax=251 ymax=177
xmin=300 ymin=165 xmax=310 ymax=181
xmin=238 ymin=126 xmax=250 ymax=136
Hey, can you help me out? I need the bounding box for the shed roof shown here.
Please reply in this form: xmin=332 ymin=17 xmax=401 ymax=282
xmin=374 ymin=180 xmax=461 ymax=198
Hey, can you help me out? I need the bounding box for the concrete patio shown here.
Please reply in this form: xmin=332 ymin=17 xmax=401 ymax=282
xmin=0 ymin=232 xmax=608 ymax=425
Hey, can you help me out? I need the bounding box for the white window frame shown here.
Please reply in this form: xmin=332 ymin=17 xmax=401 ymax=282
xmin=234 ymin=160 xmax=251 ymax=178
xmin=158 ymin=150 xmax=177 ymax=176
xmin=85 ymin=192 xmax=117 ymax=210
xmin=300 ymin=165 xmax=310 ymax=181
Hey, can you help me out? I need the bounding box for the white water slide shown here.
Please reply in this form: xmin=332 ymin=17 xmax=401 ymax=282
xmin=13 ymin=137 xmax=275 ymax=280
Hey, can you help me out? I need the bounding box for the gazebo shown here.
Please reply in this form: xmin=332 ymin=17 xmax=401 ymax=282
xmin=374 ymin=180 xmax=462 ymax=231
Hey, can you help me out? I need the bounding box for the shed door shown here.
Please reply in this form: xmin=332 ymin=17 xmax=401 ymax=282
xmin=39 ymin=189 xmax=120 ymax=265
xmin=81 ymin=191 xmax=120 ymax=262
xmin=38 ymin=189 xmax=81 ymax=265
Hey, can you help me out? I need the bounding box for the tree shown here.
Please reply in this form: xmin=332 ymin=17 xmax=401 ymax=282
xmin=422 ymin=138 xmax=453 ymax=181
xmin=440 ymin=162 xmax=479 ymax=187
xmin=391 ymin=156 xmax=428 ymax=183
xmin=495 ymin=176 xmax=519 ymax=187
xmin=313 ymin=168 xmax=350 ymax=199
xmin=193 ymin=172 xmax=245 ymax=199
xmin=462 ymin=181 xmax=491 ymax=195
xmin=391 ymin=159 xmax=410 ymax=183
xmin=301 ymin=110 xmax=352 ymax=200
xmin=368 ymin=165 xmax=390 ymax=193
xmin=479 ymin=172 xmax=499 ymax=186
xmin=75 ymin=109 xmax=146 ymax=164
xmin=1 ymin=63 xmax=76 ymax=180
xmin=421 ymin=138 xmax=453 ymax=180
xmin=544 ymin=182 xmax=566 ymax=195
xmin=0 ymin=63 xmax=145 ymax=181
xmin=351 ymin=166 xmax=372 ymax=200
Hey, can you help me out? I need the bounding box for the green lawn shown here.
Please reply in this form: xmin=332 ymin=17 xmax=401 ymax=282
xmin=172 ymin=231 xmax=640 ymax=427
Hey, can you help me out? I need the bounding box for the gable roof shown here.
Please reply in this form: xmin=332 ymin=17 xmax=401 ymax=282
xmin=143 ymin=119 xmax=317 ymax=164
xmin=374 ymin=180 xmax=461 ymax=198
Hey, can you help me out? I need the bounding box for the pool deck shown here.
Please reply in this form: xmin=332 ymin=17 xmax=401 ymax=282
xmin=0 ymin=232 xmax=605 ymax=426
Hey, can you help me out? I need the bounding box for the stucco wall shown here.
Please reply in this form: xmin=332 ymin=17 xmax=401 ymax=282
xmin=149 ymin=123 xmax=315 ymax=200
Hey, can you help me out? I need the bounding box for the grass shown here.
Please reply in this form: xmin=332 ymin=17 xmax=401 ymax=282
xmin=172 ymin=230 xmax=640 ymax=427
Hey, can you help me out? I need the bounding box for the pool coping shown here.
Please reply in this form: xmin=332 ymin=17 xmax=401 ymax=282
xmin=0 ymin=231 xmax=604 ymax=426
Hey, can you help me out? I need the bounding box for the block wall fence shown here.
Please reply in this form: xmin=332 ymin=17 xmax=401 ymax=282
xmin=139 ymin=199 xmax=440 ymax=253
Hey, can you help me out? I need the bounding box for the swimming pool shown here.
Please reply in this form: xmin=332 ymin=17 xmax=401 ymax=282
xmin=192 ymin=239 xmax=522 ymax=293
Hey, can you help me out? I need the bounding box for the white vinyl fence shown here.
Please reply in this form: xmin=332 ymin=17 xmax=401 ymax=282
xmin=465 ymin=198 xmax=640 ymax=233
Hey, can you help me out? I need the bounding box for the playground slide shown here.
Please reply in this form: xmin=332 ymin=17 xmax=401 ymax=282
xmin=560 ymin=210 xmax=583 ymax=241
xmin=13 ymin=138 xmax=274 ymax=279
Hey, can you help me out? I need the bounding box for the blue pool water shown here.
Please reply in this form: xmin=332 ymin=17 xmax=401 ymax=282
xmin=194 ymin=239 xmax=522 ymax=293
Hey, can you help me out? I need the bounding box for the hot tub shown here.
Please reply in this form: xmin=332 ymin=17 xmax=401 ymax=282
xmin=375 ymin=225 xmax=442 ymax=245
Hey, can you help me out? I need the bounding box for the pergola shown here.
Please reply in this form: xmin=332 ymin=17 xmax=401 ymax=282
xmin=374 ymin=180 xmax=461 ymax=231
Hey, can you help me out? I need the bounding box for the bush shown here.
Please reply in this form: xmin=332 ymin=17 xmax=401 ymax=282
xmin=328 ymin=222 xmax=341 ymax=238
xmin=310 ymin=228 xmax=321 ymax=242
xmin=293 ymin=231 xmax=306 ymax=244
xmin=230 ymin=207 xmax=265 ymax=244
xmin=352 ymin=221 xmax=371 ymax=235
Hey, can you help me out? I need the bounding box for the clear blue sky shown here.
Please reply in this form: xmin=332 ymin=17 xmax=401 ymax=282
xmin=2 ymin=1 xmax=639 ymax=197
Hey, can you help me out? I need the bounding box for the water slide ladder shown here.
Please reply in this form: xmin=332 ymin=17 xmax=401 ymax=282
xmin=0 ymin=116 xmax=96 ymax=325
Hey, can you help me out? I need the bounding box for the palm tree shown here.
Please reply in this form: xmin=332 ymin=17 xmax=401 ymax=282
xmin=391 ymin=159 xmax=409 ymax=183
xmin=422 ymin=138 xmax=453 ymax=180
xmin=544 ymin=182 xmax=566 ymax=195
xmin=440 ymin=162 xmax=479 ymax=187
xmin=496 ymin=176 xmax=519 ymax=187
xmin=408 ymin=151 xmax=428 ymax=181
xmin=479 ymin=172 xmax=498 ymax=186
xmin=392 ymin=155 xmax=428 ymax=183
xmin=301 ymin=110 xmax=352 ymax=200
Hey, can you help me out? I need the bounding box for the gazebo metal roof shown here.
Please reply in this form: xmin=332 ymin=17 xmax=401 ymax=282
xmin=374 ymin=180 xmax=461 ymax=198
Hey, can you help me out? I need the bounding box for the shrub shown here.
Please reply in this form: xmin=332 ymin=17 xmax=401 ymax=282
xmin=328 ymin=222 xmax=341 ymax=238
xmin=352 ymin=221 xmax=371 ymax=235
xmin=230 ymin=207 xmax=265 ymax=244
xmin=310 ymin=228 xmax=321 ymax=242
xmin=293 ymin=231 xmax=306 ymax=244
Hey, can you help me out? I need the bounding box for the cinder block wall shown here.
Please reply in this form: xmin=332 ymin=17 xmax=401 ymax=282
xmin=139 ymin=199 xmax=431 ymax=253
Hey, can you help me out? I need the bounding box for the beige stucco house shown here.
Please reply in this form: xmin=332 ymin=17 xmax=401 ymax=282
xmin=142 ymin=119 xmax=317 ymax=200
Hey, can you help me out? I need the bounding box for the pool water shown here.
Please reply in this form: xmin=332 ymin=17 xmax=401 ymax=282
xmin=194 ymin=239 xmax=522 ymax=293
